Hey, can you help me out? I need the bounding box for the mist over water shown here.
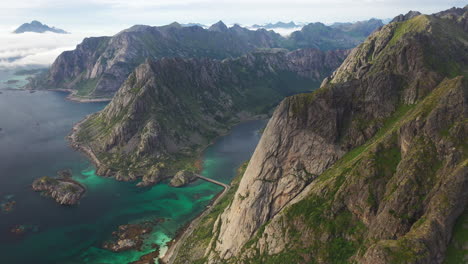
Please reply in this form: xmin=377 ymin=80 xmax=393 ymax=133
xmin=0 ymin=74 xmax=266 ymax=263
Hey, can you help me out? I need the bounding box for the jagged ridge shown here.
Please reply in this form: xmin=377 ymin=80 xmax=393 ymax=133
xmin=28 ymin=19 xmax=382 ymax=98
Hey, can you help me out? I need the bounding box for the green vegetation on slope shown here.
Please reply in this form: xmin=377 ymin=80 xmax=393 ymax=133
xmin=444 ymin=209 xmax=468 ymax=263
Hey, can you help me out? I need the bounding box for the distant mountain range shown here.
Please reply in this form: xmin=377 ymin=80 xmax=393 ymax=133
xmin=181 ymin=23 xmax=207 ymax=28
xmin=329 ymin=18 xmax=384 ymax=36
xmin=252 ymin=21 xmax=300 ymax=29
xmin=28 ymin=19 xmax=383 ymax=98
xmin=13 ymin=20 xmax=68 ymax=34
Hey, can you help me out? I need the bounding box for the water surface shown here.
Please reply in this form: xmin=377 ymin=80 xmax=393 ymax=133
xmin=0 ymin=78 xmax=266 ymax=263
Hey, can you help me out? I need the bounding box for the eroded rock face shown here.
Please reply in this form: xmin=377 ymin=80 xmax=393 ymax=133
xmin=169 ymin=171 xmax=197 ymax=187
xmin=206 ymin=7 xmax=468 ymax=263
xmin=32 ymin=175 xmax=85 ymax=205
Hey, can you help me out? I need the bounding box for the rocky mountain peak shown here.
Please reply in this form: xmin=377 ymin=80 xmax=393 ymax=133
xmin=391 ymin=10 xmax=422 ymax=23
xmin=208 ymin=20 xmax=229 ymax=32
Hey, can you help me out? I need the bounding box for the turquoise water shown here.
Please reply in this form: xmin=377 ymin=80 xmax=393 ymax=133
xmin=0 ymin=77 xmax=266 ymax=264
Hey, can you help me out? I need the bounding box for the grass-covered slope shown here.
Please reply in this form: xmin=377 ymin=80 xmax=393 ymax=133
xmin=186 ymin=7 xmax=468 ymax=264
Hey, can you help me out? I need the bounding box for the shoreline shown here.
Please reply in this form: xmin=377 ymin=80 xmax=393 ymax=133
xmin=160 ymin=181 xmax=230 ymax=264
xmin=67 ymin=114 xmax=102 ymax=169
xmin=47 ymin=88 xmax=112 ymax=103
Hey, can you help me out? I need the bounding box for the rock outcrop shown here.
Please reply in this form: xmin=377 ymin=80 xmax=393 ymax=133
xmin=27 ymin=19 xmax=381 ymax=99
xmin=170 ymin=171 xmax=198 ymax=187
xmin=170 ymin=7 xmax=468 ymax=264
xmin=103 ymin=222 xmax=154 ymax=252
xmin=391 ymin=11 xmax=422 ymax=23
xmin=72 ymin=48 xmax=349 ymax=186
xmin=32 ymin=174 xmax=85 ymax=205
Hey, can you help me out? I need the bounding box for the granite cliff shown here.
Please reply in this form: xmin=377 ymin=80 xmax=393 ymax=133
xmin=173 ymin=7 xmax=468 ymax=264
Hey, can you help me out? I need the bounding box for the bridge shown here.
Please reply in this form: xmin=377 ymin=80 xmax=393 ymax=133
xmin=194 ymin=174 xmax=230 ymax=189
xmin=161 ymin=174 xmax=231 ymax=264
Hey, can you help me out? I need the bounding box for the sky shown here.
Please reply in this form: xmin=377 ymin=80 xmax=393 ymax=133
xmin=0 ymin=0 xmax=465 ymax=69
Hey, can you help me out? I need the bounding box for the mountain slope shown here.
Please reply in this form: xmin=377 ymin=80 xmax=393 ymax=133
xmin=28 ymin=20 xmax=381 ymax=99
xmin=13 ymin=20 xmax=68 ymax=34
xmin=72 ymin=48 xmax=348 ymax=186
xmin=172 ymin=7 xmax=468 ymax=264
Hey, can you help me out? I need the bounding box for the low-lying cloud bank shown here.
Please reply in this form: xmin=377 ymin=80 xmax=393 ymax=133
xmin=0 ymin=29 xmax=111 ymax=69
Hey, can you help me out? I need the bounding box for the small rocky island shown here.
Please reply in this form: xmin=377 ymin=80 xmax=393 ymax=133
xmin=32 ymin=169 xmax=85 ymax=205
xmin=103 ymin=221 xmax=160 ymax=252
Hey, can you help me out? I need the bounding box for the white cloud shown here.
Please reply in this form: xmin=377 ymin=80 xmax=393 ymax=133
xmin=0 ymin=31 xmax=104 ymax=68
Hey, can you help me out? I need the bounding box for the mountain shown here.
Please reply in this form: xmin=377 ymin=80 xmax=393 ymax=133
xmin=288 ymin=19 xmax=384 ymax=50
xmin=28 ymin=21 xmax=283 ymax=99
xmin=252 ymin=21 xmax=298 ymax=29
xmin=28 ymin=19 xmax=382 ymax=99
xmin=13 ymin=20 xmax=68 ymax=34
xmin=71 ymin=48 xmax=349 ymax=187
xmin=330 ymin=18 xmax=384 ymax=36
xmin=173 ymin=6 xmax=468 ymax=264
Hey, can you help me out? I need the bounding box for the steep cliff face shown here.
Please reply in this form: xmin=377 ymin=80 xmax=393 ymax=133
xmin=201 ymin=7 xmax=468 ymax=264
xmin=73 ymin=48 xmax=348 ymax=186
xmin=28 ymin=20 xmax=382 ymax=99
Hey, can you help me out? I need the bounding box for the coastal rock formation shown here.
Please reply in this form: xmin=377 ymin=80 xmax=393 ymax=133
xmin=72 ymin=48 xmax=348 ymax=186
xmin=171 ymin=6 xmax=468 ymax=264
xmin=103 ymin=222 xmax=154 ymax=252
xmin=170 ymin=171 xmax=198 ymax=187
xmin=103 ymin=221 xmax=153 ymax=252
xmin=27 ymin=19 xmax=381 ymax=98
xmin=32 ymin=172 xmax=85 ymax=205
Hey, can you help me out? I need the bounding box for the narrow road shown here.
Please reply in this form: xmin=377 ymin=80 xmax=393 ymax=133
xmin=161 ymin=175 xmax=230 ymax=264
